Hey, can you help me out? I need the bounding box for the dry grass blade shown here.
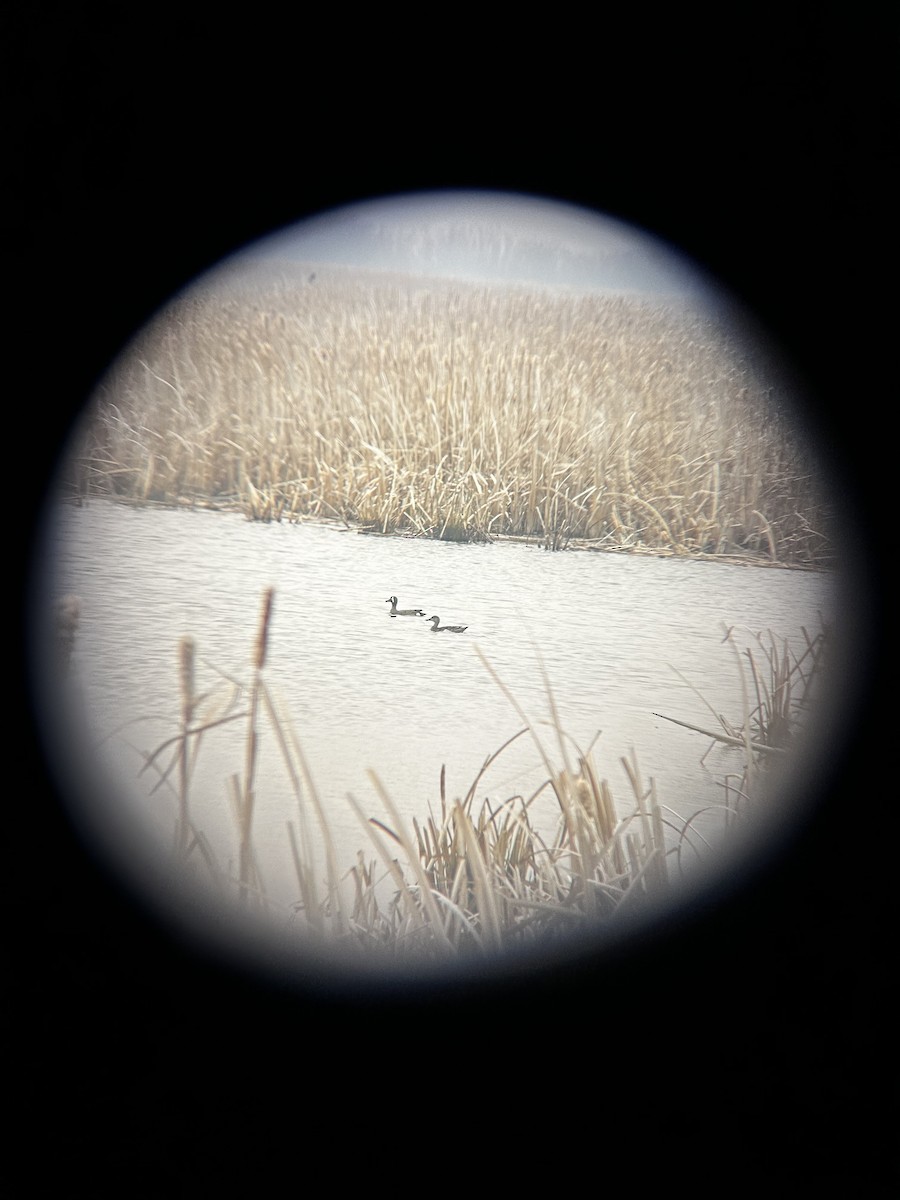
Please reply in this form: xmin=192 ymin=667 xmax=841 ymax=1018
xmin=455 ymin=803 xmax=502 ymax=950
xmin=363 ymin=771 xmax=455 ymax=950
xmin=652 ymin=711 xmax=786 ymax=756
xmin=262 ymin=685 xmax=350 ymax=936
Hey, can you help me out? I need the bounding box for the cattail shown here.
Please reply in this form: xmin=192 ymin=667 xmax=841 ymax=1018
xmin=179 ymin=636 xmax=196 ymax=728
xmin=253 ymin=587 xmax=274 ymax=671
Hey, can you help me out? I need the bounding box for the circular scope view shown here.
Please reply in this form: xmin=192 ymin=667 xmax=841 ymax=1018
xmin=31 ymin=191 xmax=852 ymax=987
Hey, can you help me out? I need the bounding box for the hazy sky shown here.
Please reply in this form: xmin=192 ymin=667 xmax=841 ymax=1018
xmin=235 ymin=191 xmax=712 ymax=298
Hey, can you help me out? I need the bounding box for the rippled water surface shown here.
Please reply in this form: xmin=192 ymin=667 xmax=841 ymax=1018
xmin=40 ymin=500 xmax=838 ymax=916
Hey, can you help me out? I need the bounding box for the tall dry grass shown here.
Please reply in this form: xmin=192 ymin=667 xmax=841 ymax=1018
xmin=68 ymin=263 xmax=830 ymax=565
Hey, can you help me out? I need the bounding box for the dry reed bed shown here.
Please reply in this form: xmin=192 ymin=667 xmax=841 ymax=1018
xmin=71 ymin=265 xmax=830 ymax=564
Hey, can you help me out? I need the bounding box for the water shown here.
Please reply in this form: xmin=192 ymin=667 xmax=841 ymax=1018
xmin=37 ymin=500 xmax=838 ymax=931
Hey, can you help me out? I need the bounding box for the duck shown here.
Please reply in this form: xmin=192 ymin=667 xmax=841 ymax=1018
xmin=386 ymin=595 xmax=426 ymax=617
xmin=426 ymin=615 xmax=468 ymax=633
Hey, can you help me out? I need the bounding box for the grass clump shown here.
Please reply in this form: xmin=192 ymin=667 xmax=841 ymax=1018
xmin=654 ymin=621 xmax=830 ymax=844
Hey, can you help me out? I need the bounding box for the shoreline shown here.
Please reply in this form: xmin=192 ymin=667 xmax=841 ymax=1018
xmin=59 ymin=492 xmax=827 ymax=571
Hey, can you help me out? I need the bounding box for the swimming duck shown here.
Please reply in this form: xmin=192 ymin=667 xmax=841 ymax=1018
xmin=426 ymin=615 xmax=468 ymax=633
xmin=386 ymin=595 xmax=426 ymax=617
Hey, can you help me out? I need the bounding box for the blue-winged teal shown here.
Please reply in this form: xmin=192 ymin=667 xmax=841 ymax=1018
xmin=386 ymin=595 xmax=426 ymax=617
xmin=426 ymin=615 xmax=468 ymax=633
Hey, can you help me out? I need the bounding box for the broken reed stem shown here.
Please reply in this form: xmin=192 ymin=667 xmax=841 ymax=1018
xmin=652 ymin=711 xmax=786 ymax=755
